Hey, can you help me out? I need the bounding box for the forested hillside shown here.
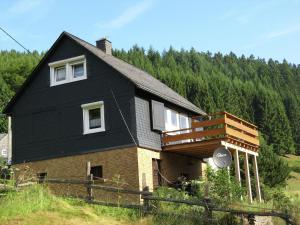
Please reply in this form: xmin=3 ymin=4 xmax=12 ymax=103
xmin=113 ymin=47 xmax=300 ymax=155
xmin=0 ymin=48 xmax=299 ymax=155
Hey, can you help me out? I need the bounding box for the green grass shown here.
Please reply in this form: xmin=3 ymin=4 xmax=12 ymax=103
xmin=0 ymin=185 xmax=148 ymax=225
xmin=0 ymin=185 xmax=209 ymax=225
xmin=282 ymin=154 xmax=300 ymax=196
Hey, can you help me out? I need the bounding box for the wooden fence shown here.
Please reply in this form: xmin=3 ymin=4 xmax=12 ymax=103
xmin=1 ymin=176 xmax=297 ymax=225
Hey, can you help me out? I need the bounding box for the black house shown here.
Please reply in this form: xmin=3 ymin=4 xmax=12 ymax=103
xmin=3 ymin=32 xmax=261 ymax=203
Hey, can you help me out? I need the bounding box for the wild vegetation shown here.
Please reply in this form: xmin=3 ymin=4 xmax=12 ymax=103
xmin=0 ymin=165 xmax=299 ymax=225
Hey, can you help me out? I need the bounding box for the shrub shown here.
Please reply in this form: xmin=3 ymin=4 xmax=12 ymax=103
xmin=258 ymin=137 xmax=291 ymax=187
xmin=205 ymin=166 xmax=245 ymax=204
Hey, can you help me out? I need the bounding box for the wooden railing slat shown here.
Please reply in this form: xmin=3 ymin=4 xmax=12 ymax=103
xmin=225 ymin=127 xmax=259 ymax=146
xmin=191 ymin=117 xmax=225 ymax=128
xmin=225 ymin=117 xmax=258 ymax=136
xmin=162 ymin=112 xmax=260 ymax=150
xmin=162 ymin=128 xmax=226 ymax=144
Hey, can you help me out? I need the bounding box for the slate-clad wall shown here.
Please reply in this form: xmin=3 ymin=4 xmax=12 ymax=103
xmin=10 ymin=36 xmax=137 ymax=164
xmin=135 ymin=97 xmax=162 ymax=150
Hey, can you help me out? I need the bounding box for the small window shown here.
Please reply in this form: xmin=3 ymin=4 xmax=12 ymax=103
xmin=72 ymin=63 xmax=84 ymax=78
xmin=54 ymin=66 xmax=66 ymax=82
xmin=89 ymin=108 xmax=101 ymax=129
xmin=90 ymin=166 xmax=103 ymax=180
xmin=37 ymin=172 xmax=47 ymax=183
xmin=81 ymin=101 xmax=105 ymax=134
xmin=49 ymin=55 xmax=86 ymax=86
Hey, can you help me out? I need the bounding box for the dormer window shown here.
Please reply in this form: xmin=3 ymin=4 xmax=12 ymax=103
xmin=49 ymin=55 xmax=86 ymax=86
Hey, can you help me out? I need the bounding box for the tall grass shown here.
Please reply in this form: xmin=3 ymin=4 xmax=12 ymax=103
xmin=0 ymin=185 xmax=55 ymax=219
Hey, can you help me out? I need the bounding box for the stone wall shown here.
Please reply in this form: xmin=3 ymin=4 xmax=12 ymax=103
xmin=137 ymin=147 xmax=160 ymax=192
xmin=13 ymin=146 xmax=140 ymax=203
xmin=13 ymin=146 xmax=205 ymax=204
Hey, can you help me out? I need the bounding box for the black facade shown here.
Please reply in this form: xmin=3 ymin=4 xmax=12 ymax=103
xmin=6 ymin=34 xmax=200 ymax=164
xmin=9 ymin=36 xmax=138 ymax=164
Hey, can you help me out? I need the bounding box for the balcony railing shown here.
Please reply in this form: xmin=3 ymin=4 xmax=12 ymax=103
xmin=161 ymin=111 xmax=259 ymax=152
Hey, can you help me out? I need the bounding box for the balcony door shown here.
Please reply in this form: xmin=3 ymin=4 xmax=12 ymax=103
xmin=164 ymin=108 xmax=190 ymax=143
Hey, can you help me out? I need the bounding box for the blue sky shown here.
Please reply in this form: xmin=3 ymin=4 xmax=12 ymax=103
xmin=0 ymin=0 xmax=300 ymax=64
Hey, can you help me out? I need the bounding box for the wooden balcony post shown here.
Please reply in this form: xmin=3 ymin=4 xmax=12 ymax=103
xmin=252 ymin=155 xmax=262 ymax=202
xmin=244 ymin=152 xmax=253 ymax=203
xmin=233 ymin=149 xmax=243 ymax=200
xmin=233 ymin=150 xmax=241 ymax=185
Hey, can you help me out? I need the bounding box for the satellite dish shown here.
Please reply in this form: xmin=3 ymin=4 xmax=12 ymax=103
xmin=212 ymin=147 xmax=232 ymax=168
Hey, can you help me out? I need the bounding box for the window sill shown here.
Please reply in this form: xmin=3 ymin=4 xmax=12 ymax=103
xmin=83 ymin=128 xmax=105 ymax=135
xmin=50 ymin=75 xmax=87 ymax=87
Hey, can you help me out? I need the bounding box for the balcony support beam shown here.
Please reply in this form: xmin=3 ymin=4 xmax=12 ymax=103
xmin=233 ymin=150 xmax=241 ymax=186
xmin=252 ymin=155 xmax=262 ymax=202
xmin=244 ymin=152 xmax=253 ymax=203
xmin=221 ymin=141 xmax=258 ymax=156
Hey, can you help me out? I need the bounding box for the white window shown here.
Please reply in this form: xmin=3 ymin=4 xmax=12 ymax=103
xmin=54 ymin=66 xmax=66 ymax=82
xmin=179 ymin=114 xmax=189 ymax=129
xmin=49 ymin=55 xmax=87 ymax=86
xmin=164 ymin=108 xmax=190 ymax=132
xmin=1 ymin=149 xmax=7 ymax=157
xmin=81 ymin=101 xmax=105 ymax=134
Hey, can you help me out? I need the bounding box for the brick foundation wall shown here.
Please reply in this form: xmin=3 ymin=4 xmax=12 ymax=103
xmin=13 ymin=146 xmax=204 ymax=204
xmin=13 ymin=146 xmax=140 ymax=203
xmin=136 ymin=148 xmax=203 ymax=190
xmin=137 ymin=148 xmax=161 ymax=192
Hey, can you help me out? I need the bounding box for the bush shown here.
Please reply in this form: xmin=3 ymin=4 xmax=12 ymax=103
xmin=258 ymin=137 xmax=291 ymax=187
xmin=205 ymin=166 xmax=245 ymax=204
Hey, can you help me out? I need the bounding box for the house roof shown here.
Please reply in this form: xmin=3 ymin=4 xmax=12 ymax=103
xmin=4 ymin=32 xmax=206 ymax=115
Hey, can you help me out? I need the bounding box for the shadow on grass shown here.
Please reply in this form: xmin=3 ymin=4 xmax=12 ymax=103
xmin=291 ymin=166 xmax=300 ymax=174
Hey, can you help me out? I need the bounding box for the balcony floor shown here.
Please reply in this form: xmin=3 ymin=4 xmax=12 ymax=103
xmin=162 ymin=137 xmax=259 ymax=159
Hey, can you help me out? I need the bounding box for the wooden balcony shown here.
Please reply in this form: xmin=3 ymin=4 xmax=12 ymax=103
xmin=161 ymin=112 xmax=259 ymax=158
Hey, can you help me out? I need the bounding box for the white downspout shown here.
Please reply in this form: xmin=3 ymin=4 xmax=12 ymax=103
xmin=7 ymin=116 xmax=12 ymax=164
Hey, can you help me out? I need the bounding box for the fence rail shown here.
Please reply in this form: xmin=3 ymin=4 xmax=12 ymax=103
xmin=1 ymin=176 xmax=297 ymax=225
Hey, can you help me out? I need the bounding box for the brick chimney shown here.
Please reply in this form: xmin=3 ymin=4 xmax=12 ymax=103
xmin=96 ymin=38 xmax=112 ymax=55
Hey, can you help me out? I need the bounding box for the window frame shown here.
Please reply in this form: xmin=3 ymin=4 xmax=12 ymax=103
xmin=81 ymin=101 xmax=105 ymax=135
xmin=49 ymin=55 xmax=87 ymax=86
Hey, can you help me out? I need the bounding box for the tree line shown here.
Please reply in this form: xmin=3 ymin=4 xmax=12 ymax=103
xmin=113 ymin=46 xmax=300 ymax=155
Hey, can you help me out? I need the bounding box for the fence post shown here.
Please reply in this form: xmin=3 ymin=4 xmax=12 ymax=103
xmin=142 ymin=186 xmax=150 ymax=213
xmin=284 ymin=211 xmax=291 ymax=225
xmin=86 ymin=161 xmax=93 ymax=202
xmin=203 ymin=183 xmax=212 ymax=225
xmin=247 ymin=214 xmax=255 ymax=225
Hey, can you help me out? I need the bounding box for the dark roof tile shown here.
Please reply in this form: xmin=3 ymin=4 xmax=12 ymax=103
xmin=65 ymin=32 xmax=206 ymax=115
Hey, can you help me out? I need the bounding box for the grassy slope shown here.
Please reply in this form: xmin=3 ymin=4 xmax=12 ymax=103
xmin=0 ymin=186 xmax=150 ymax=225
xmin=283 ymin=154 xmax=300 ymax=196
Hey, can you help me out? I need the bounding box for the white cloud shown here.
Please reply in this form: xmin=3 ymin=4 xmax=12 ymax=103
xmin=96 ymin=0 xmax=153 ymax=29
xmin=9 ymin=0 xmax=42 ymax=14
xmin=267 ymin=26 xmax=300 ymax=39
xmin=243 ymin=25 xmax=300 ymax=50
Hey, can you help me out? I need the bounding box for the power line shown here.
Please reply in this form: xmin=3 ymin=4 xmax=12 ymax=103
xmin=0 ymin=26 xmax=31 ymax=53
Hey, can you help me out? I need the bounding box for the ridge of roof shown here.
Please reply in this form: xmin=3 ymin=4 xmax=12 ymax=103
xmin=64 ymin=32 xmax=206 ymax=115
